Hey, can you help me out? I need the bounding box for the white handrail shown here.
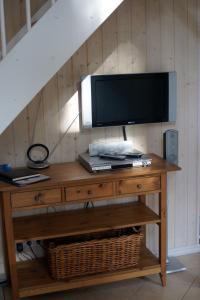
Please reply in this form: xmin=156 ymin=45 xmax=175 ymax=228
xmin=0 ymin=0 xmax=6 ymax=58
xmin=25 ymin=0 xmax=32 ymax=31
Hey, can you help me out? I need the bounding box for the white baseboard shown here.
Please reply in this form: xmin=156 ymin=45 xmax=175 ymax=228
xmin=168 ymin=244 xmax=200 ymax=257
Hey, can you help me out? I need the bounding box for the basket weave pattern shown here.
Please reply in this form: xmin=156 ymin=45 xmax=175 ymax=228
xmin=46 ymin=230 xmax=143 ymax=280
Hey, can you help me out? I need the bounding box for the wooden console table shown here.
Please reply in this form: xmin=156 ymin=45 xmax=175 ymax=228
xmin=0 ymin=154 xmax=180 ymax=299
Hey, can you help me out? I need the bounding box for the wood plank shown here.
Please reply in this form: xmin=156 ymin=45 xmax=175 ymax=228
xmin=17 ymin=247 xmax=160 ymax=298
xmin=0 ymin=154 xmax=181 ymax=193
xmin=2 ymin=192 xmax=20 ymax=300
xmin=197 ymin=0 xmax=200 ymax=245
xmin=102 ymin=8 xmax=121 ymax=142
xmin=131 ymin=0 xmax=146 ymax=73
xmin=57 ymin=58 xmax=76 ymax=162
xmin=11 ymin=188 xmax=62 ymax=209
xmin=186 ymin=0 xmax=198 ymax=247
xmin=129 ymin=0 xmax=147 ymax=152
xmin=160 ymin=0 xmax=176 ymax=253
xmin=26 ymin=91 xmax=45 ymax=146
xmin=117 ymin=0 xmax=132 ymax=73
xmin=145 ymin=0 xmax=162 ymax=256
xmin=0 ymin=123 xmax=15 ymax=167
xmin=14 ymin=202 xmax=161 ymax=243
xmin=174 ymin=0 xmax=188 ymax=248
xmin=116 ymin=175 xmax=160 ymax=196
xmin=43 ymin=74 xmax=61 ymax=163
xmin=159 ymin=173 xmax=167 ymax=287
xmin=66 ymin=182 xmax=114 ymax=202
xmin=72 ymin=44 xmax=91 ymax=156
xmin=31 ymin=0 xmax=47 ymax=17
xmin=12 ymin=107 xmax=29 ymax=167
xmin=87 ymin=27 xmax=106 ymax=144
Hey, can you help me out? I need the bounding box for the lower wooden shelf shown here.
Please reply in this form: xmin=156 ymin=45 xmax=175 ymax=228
xmin=17 ymin=247 xmax=161 ymax=298
xmin=14 ymin=202 xmax=160 ymax=243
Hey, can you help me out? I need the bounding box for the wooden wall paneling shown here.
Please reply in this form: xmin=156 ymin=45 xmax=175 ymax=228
xmin=117 ymin=0 xmax=134 ymax=144
xmin=102 ymin=10 xmax=121 ymax=142
xmin=160 ymin=0 xmax=176 ymax=250
xmin=160 ymin=0 xmax=175 ymax=72
xmin=42 ymin=75 xmax=61 ymax=163
xmin=12 ymin=108 xmax=29 ymax=167
xmin=57 ymin=59 xmax=77 ymax=162
xmin=87 ymin=28 xmax=106 ymax=143
xmin=146 ymin=0 xmax=162 ymax=155
xmin=4 ymin=0 xmax=25 ymax=43
xmin=26 ymin=91 xmax=45 ymax=146
xmin=0 ymin=125 xmax=15 ymax=166
xmin=197 ymin=0 xmax=200 ymax=243
xmin=160 ymin=0 xmax=175 ymax=136
xmin=174 ymin=0 xmax=188 ymax=248
xmin=31 ymin=0 xmax=47 ymax=17
xmin=131 ymin=0 xmax=147 ymax=73
xmin=72 ymin=44 xmax=91 ymax=157
xmin=117 ymin=0 xmax=132 ymax=74
xmin=117 ymin=0 xmax=134 ymax=145
xmin=186 ymin=0 xmax=198 ymax=246
xmin=4 ymin=0 xmax=47 ymax=44
xmin=87 ymin=28 xmax=104 ymax=75
xmin=145 ymin=0 xmax=162 ymax=255
xmin=130 ymin=0 xmax=148 ymax=152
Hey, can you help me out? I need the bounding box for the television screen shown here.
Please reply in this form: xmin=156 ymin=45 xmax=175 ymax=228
xmin=81 ymin=72 xmax=176 ymax=128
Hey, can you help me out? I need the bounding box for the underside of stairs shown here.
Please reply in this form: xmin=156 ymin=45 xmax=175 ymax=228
xmin=0 ymin=0 xmax=123 ymax=135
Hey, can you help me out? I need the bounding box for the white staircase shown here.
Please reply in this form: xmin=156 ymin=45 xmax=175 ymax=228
xmin=0 ymin=0 xmax=123 ymax=135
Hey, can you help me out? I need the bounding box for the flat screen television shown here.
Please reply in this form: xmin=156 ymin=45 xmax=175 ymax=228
xmin=81 ymin=72 xmax=176 ymax=128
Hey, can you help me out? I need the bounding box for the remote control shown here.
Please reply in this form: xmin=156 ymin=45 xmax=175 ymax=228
xmin=125 ymin=152 xmax=143 ymax=158
xmin=99 ymin=153 xmax=126 ymax=160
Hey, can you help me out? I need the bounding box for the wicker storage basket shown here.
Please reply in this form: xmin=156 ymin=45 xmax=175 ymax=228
xmin=45 ymin=228 xmax=143 ymax=280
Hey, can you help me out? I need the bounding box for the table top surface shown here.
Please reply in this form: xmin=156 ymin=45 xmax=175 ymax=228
xmin=0 ymin=154 xmax=181 ymax=193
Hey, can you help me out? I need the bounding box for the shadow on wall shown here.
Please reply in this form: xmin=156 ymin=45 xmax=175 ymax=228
xmin=24 ymin=3 xmax=149 ymax=165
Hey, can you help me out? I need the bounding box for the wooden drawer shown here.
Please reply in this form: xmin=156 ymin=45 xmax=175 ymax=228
xmin=11 ymin=189 xmax=62 ymax=209
xmin=65 ymin=182 xmax=114 ymax=202
xmin=116 ymin=176 xmax=160 ymax=195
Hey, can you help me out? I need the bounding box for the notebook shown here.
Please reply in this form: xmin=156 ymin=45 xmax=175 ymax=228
xmin=13 ymin=174 xmax=50 ymax=186
xmin=0 ymin=167 xmax=40 ymax=182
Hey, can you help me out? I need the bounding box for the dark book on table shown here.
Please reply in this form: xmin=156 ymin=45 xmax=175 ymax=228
xmin=0 ymin=168 xmax=40 ymax=182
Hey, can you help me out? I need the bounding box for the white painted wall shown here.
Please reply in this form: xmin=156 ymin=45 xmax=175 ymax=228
xmin=0 ymin=0 xmax=123 ymax=135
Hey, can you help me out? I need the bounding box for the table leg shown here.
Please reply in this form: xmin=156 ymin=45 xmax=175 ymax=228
xmin=2 ymin=192 xmax=20 ymax=300
xmin=138 ymin=195 xmax=146 ymax=243
xmin=159 ymin=173 xmax=167 ymax=287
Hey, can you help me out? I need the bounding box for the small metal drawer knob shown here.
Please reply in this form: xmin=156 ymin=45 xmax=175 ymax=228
xmin=87 ymin=190 xmax=92 ymax=195
xmin=34 ymin=194 xmax=39 ymax=201
xmin=34 ymin=193 xmax=43 ymax=202
xmin=137 ymin=184 xmax=142 ymax=189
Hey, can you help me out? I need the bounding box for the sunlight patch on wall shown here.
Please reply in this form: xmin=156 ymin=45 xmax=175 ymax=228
xmin=60 ymin=91 xmax=80 ymax=134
